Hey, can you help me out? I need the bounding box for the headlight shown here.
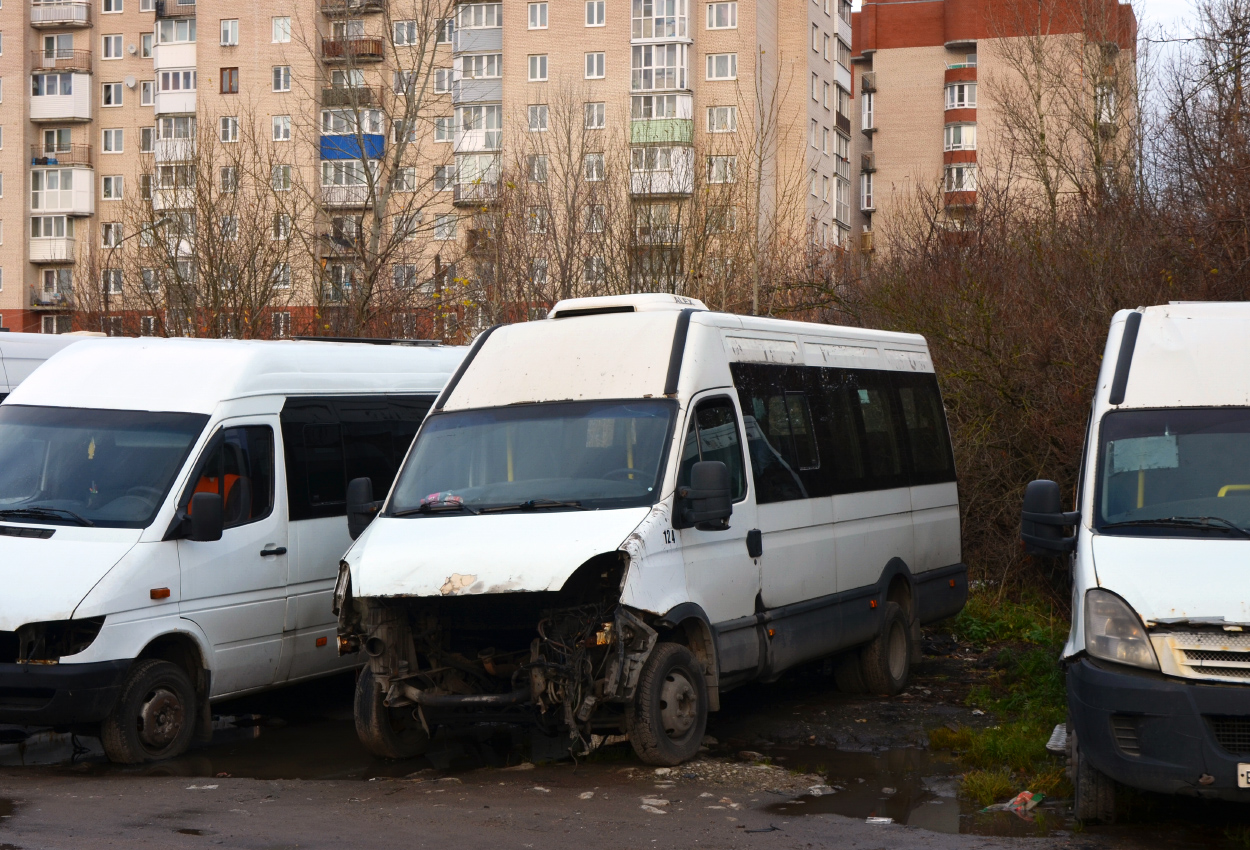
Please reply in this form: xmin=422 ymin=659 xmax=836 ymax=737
xmin=1084 ymin=589 xmax=1159 ymax=670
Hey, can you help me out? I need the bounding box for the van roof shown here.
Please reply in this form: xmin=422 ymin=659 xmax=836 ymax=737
xmin=1118 ymin=303 xmax=1250 ymax=408
xmin=4 ymin=337 xmax=466 ymax=414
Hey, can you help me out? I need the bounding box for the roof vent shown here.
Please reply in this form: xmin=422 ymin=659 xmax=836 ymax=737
xmin=549 ymin=293 xmax=709 ymax=319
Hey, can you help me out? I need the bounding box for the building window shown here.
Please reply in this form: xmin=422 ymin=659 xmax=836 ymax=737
xmin=140 ymin=80 xmax=154 ymax=105
xmin=102 ymin=0 xmax=121 ymax=11
xmin=705 ymin=52 xmax=737 ymax=80
xmin=823 ymin=81 xmax=830 ymax=109
xmin=271 ymin=66 xmax=289 ymax=92
xmin=435 ymin=116 xmax=453 ymax=142
xmin=527 ymin=207 xmax=548 ymax=235
xmin=631 ymin=146 xmax=673 ymax=173
xmin=528 ymin=54 xmax=548 ymax=81
xmin=220 ymin=166 xmax=237 ymax=192
xmin=633 ymin=0 xmax=687 ymax=38
xmin=823 ymin=33 xmax=830 ymax=61
xmin=140 ymin=127 xmax=155 ymax=152
xmin=272 ymin=16 xmax=290 ymax=43
xmin=811 ymin=24 xmax=819 ymax=52
xmin=273 ymin=115 xmax=291 ymax=141
xmin=102 ymin=34 xmax=122 ymax=57
xmin=102 ymin=81 xmax=122 ymax=106
xmin=434 ymin=214 xmax=457 ymax=240
xmin=433 ymin=164 xmax=455 ymax=190
xmin=527 ymin=154 xmax=548 ymax=183
xmin=158 ymin=69 xmax=195 ymax=92
xmin=861 ymin=171 xmax=874 ymax=210
xmin=272 ymin=164 xmax=292 ymax=191
xmin=434 ymin=68 xmax=452 ymax=93
xmin=945 ymin=82 xmax=976 ymax=109
xmin=585 ymin=52 xmax=605 ymax=79
xmin=462 ymin=53 xmax=501 ymax=79
xmin=585 ymin=101 xmax=606 ymax=129
xmin=706 ymin=155 xmax=735 ymax=183
xmin=708 ymin=105 xmax=737 ymax=132
xmin=156 ymin=18 xmax=195 ymax=43
xmin=221 ymin=67 xmax=239 ymax=93
xmin=861 ymin=91 xmax=874 ymax=129
xmin=632 ymin=93 xmax=677 ymax=118
xmin=219 ymin=116 xmax=238 ymax=142
xmin=584 ymin=153 xmax=604 ymax=181
xmin=436 ymin=17 xmax=454 ymax=42
xmin=102 ymin=128 xmax=123 ymax=152
xmin=140 ymin=32 xmax=153 ymax=57
xmin=632 ymin=44 xmax=687 ymax=91
xmin=102 ymin=175 xmax=123 ymax=199
xmin=528 ymin=104 xmax=548 ymax=131
xmin=944 ymin=123 xmax=976 ymax=151
xmin=584 ymin=257 xmax=605 ymax=284
xmin=220 ymin=19 xmax=238 ymax=46
xmin=944 ymin=163 xmax=977 ymax=192
xmin=528 ymin=2 xmax=547 ymax=28
xmin=271 ymin=214 xmax=290 ymax=240
xmin=458 ymin=3 xmax=503 ymax=28
xmin=707 ymin=1 xmax=736 ymax=28
xmin=220 ymin=215 xmax=238 ymax=240
xmin=586 ymin=0 xmax=605 ymax=26
xmin=101 ymin=222 xmax=122 ymax=247
xmin=393 ymin=20 xmax=417 ymax=45
xmin=273 ymin=311 xmax=291 ymax=337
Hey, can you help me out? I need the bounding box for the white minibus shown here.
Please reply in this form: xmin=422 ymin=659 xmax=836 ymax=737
xmin=1023 ymin=303 xmax=1250 ymax=821
xmin=0 ymin=337 xmax=463 ymax=763
xmin=337 ymin=294 xmax=966 ymax=765
xmin=0 ymin=331 xmax=98 ymax=401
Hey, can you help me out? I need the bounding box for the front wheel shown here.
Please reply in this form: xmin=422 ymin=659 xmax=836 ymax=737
xmin=1069 ymin=721 xmax=1117 ymax=823
xmin=354 ymin=667 xmax=432 ymax=759
xmin=627 ymin=643 xmax=708 ymax=766
xmin=860 ymin=601 xmax=912 ymax=695
xmin=100 ymin=659 xmax=198 ymax=764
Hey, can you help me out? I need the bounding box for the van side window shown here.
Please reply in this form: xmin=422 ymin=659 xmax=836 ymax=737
xmin=853 ymin=377 xmax=904 ymax=482
xmin=677 ymin=398 xmax=747 ymax=502
xmin=895 ymin=375 xmax=955 ymax=481
xmin=811 ymin=369 xmax=867 ymax=491
xmin=303 ymin=423 xmax=345 ymax=506
xmin=185 ymin=426 xmax=275 ymax=529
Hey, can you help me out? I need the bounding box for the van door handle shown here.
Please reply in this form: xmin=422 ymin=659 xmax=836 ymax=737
xmin=746 ymin=529 xmax=763 ymax=559
xmin=260 ymin=547 xmax=287 ymax=557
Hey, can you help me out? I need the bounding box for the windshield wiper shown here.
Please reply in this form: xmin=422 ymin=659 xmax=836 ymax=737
xmin=0 ymin=507 xmax=95 ymax=527
xmin=1101 ymin=516 xmax=1250 ymax=538
xmin=391 ymin=499 xmax=480 ymax=517
xmin=479 ymin=499 xmax=588 ymax=514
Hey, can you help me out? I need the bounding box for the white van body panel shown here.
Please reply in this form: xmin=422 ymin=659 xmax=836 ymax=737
xmin=64 ymin=540 xmax=183 ymax=653
xmin=0 ymin=332 xmax=93 ymax=396
xmin=1092 ymin=535 xmax=1250 ymax=625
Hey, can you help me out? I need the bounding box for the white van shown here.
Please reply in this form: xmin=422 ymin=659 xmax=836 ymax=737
xmin=1022 ymin=303 xmax=1250 ymax=821
xmin=0 ymin=337 xmax=463 ymax=763
xmin=0 ymin=331 xmax=98 ymax=401
xmin=337 ymin=294 xmax=965 ymax=765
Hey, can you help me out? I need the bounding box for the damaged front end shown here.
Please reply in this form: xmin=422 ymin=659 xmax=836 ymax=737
xmin=335 ymin=552 xmax=660 ymax=754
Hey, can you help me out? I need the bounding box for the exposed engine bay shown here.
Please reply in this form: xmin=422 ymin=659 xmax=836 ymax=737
xmin=335 ymin=553 xmax=661 ymax=754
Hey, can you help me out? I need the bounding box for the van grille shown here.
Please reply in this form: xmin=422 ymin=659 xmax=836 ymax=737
xmin=1208 ymin=716 xmax=1250 ymax=756
xmin=1183 ymin=649 xmax=1250 ymax=668
xmin=1161 ymin=631 xmax=1250 ymax=682
xmin=1111 ymin=715 xmax=1141 ymax=756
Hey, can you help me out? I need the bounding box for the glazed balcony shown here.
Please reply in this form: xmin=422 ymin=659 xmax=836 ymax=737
xmin=31 ymin=0 xmax=91 ymax=28
xmin=29 ymin=237 xmax=76 ymax=264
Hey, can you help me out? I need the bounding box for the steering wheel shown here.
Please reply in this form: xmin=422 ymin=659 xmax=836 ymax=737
xmin=602 ymin=468 xmax=644 ymax=481
xmin=125 ymin=486 xmax=164 ymax=503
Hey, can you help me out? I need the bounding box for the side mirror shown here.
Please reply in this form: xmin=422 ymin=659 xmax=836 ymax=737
xmin=189 ymin=492 xmax=224 ymax=542
xmin=1021 ymin=479 xmax=1079 ymax=556
xmin=675 ymin=461 xmax=733 ymax=531
xmin=347 ymin=477 xmax=382 ymax=540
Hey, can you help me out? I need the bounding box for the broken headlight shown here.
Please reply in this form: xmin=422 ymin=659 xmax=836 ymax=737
xmin=14 ymin=617 xmax=106 ymax=663
xmin=1084 ymin=589 xmax=1158 ymax=670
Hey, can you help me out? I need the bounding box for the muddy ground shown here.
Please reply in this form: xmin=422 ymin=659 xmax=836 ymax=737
xmin=0 ymin=632 xmax=1245 ymax=849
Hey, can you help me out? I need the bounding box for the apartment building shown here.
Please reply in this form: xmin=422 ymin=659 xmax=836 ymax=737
xmin=849 ymin=0 xmax=1137 ymax=248
xmin=0 ymin=0 xmax=857 ymax=334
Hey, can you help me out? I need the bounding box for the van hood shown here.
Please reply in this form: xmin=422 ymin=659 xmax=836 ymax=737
xmin=1092 ymin=534 xmax=1250 ymax=626
xmin=0 ymin=527 xmax=141 ymax=631
xmin=350 ymin=508 xmax=651 ymax=598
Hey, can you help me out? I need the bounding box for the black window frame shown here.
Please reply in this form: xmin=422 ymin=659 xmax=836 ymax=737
xmin=176 ymin=423 xmax=277 ymax=530
xmin=677 ymin=393 xmax=750 ymax=504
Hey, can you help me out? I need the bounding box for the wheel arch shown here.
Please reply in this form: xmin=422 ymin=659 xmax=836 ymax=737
xmin=654 ymin=602 xmax=720 ymax=712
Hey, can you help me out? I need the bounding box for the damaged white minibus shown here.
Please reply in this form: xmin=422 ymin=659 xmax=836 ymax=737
xmin=1022 ymin=303 xmax=1250 ymax=821
xmin=0 ymin=338 xmax=462 ymax=763
xmin=337 ymin=294 xmax=967 ymax=765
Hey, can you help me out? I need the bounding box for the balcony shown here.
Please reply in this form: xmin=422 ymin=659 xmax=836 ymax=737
xmin=29 ymin=237 xmax=76 ymax=263
xmin=453 ymin=181 xmax=499 ymax=206
xmin=152 ymin=42 xmax=197 ymax=69
xmin=453 ymin=128 xmax=502 ymax=153
xmin=30 ymin=48 xmax=92 ymax=73
xmin=321 ymin=85 xmax=382 ymax=107
xmin=155 ymin=0 xmax=195 ymax=18
xmin=321 ymin=37 xmax=385 ymax=63
xmin=634 ymin=225 xmax=681 ymax=245
xmin=318 ymin=231 xmax=363 ymax=255
xmin=154 ymin=90 xmax=196 ymax=115
xmin=835 ymin=13 xmax=852 ymax=47
xmin=630 ymin=118 xmax=693 ymax=145
xmin=321 ymin=134 xmax=385 ymax=160
xmin=451 ymin=78 xmax=502 ymax=104
xmin=30 ymin=74 xmax=92 ymax=122
xmin=31 ymin=167 xmax=95 ymax=216
xmin=320 ymin=0 xmax=384 ymax=14
xmin=31 ymin=0 xmax=91 ymax=27
xmin=321 ymin=184 xmax=372 ymax=207
xmin=30 ymin=286 xmax=75 ymax=310
xmin=152 ymin=188 xmax=195 ymax=211
xmin=154 ymin=137 xmax=196 ymax=162
xmin=30 ymin=144 xmax=92 ymax=167
xmin=453 ymin=26 xmax=502 ymax=53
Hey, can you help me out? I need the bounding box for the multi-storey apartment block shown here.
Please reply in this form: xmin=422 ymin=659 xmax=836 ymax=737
xmin=0 ymin=0 xmax=859 ymax=334
xmin=849 ymin=0 xmax=1137 ymax=249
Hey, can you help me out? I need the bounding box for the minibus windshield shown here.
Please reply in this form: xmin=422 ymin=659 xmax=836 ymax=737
xmin=0 ymin=405 xmax=208 ymax=528
xmin=388 ymin=400 xmax=677 ymax=515
xmin=1096 ymin=407 xmax=1250 ymax=538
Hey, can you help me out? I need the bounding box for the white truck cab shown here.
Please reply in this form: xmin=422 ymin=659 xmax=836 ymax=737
xmin=1022 ymin=303 xmax=1250 ymax=820
xmin=338 ymin=294 xmax=966 ymax=765
xmin=0 ymin=337 xmax=463 ymax=762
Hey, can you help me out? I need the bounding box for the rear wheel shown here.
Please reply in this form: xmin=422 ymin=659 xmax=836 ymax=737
xmin=627 ymin=643 xmax=708 ymax=766
xmin=354 ymin=666 xmax=431 ymax=759
xmin=1069 ymin=721 xmax=1117 ymax=823
xmin=833 ymin=650 xmax=866 ymax=694
xmin=100 ymin=659 xmax=198 ymax=764
xmin=860 ymin=602 xmax=912 ymax=695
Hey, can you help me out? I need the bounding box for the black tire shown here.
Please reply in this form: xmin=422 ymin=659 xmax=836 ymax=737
xmin=100 ymin=659 xmax=198 ymax=764
xmin=627 ymin=643 xmax=708 ymax=766
xmin=354 ymin=667 xmax=432 ymax=759
xmin=859 ymin=602 xmax=912 ymax=695
xmin=833 ymin=650 xmax=866 ymax=694
xmin=1069 ymin=721 xmax=1117 ymax=823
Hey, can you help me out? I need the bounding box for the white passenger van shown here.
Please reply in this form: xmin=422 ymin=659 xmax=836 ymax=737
xmin=0 ymin=337 xmax=463 ymax=763
xmin=1022 ymin=303 xmax=1250 ymax=821
xmin=0 ymin=331 xmax=98 ymax=401
xmin=337 ymin=294 xmax=965 ymax=765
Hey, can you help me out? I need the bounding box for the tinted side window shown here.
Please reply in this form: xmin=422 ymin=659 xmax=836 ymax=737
xmin=185 ymin=426 xmax=275 ymax=529
xmin=895 ymin=374 xmax=956 ymax=484
xmin=677 ymin=398 xmax=747 ymax=502
xmin=852 ymin=373 xmax=906 ymax=486
xmin=809 ymin=368 xmax=867 ymax=493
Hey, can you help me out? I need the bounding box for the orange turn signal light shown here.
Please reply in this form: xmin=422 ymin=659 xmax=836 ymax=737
xmin=316 ymin=637 xmax=328 ymax=647
xmin=950 ymin=579 xmax=957 ymax=588
xmin=767 ymin=628 xmax=776 ymax=638
xmin=869 ymin=599 xmax=878 ymax=609
xmin=150 ymin=588 xmax=171 ymax=600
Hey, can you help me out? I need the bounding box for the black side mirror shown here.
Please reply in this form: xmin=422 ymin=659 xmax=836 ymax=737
xmin=189 ymin=492 xmax=224 ymax=542
xmin=1021 ymin=479 xmax=1079 ymax=556
xmin=347 ymin=477 xmax=382 ymax=540
xmin=675 ymin=461 xmax=733 ymax=531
